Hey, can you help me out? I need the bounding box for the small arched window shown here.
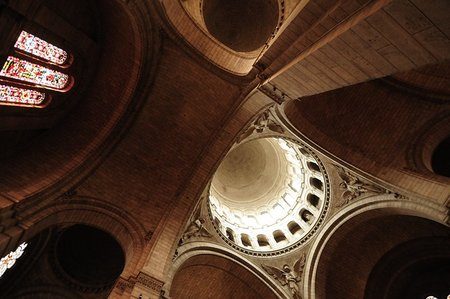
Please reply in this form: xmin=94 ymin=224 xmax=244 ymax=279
xmin=257 ymin=234 xmax=270 ymax=247
xmin=307 ymin=193 xmax=320 ymax=208
xmin=241 ymin=234 xmax=252 ymax=247
xmin=273 ymin=230 xmax=287 ymax=243
xmin=310 ymin=177 xmax=323 ymax=191
xmin=226 ymin=228 xmax=235 ymax=242
xmin=0 ymin=84 xmax=46 ymax=107
xmin=0 ymin=30 xmax=73 ymax=108
xmin=15 ymin=31 xmax=68 ymax=65
xmin=287 ymin=221 xmax=302 ymax=235
xmin=1 ymin=56 xmax=69 ymax=90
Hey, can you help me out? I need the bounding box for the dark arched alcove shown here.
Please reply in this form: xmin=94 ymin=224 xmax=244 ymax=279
xmin=54 ymin=225 xmax=125 ymax=291
xmin=203 ymin=0 xmax=279 ymax=52
xmin=365 ymin=237 xmax=450 ymax=299
xmin=314 ymin=214 xmax=450 ymax=299
xmin=431 ymin=136 xmax=450 ymax=177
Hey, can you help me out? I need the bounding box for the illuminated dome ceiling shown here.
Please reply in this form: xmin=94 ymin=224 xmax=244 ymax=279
xmin=209 ymin=137 xmax=329 ymax=254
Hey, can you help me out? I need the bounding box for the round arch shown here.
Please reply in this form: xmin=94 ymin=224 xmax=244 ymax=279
xmin=15 ymin=197 xmax=148 ymax=278
xmin=0 ymin=0 xmax=159 ymax=209
xmin=166 ymin=243 xmax=287 ymax=298
xmin=303 ymin=194 xmax=449 ymax=299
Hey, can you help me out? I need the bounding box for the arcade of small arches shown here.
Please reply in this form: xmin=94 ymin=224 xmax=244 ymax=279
xmin=208 ymin=137 xmax=328 ymax=253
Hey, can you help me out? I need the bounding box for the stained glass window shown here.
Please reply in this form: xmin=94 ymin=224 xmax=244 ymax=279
xmin=15 ymin=31 xmax=68 ymax=65
xmin=0 ymin=56 xmax=69 ymax=90
xmin=0 ymin=242 xmax=27 ymax=278
xmin=0 ymin=84 xmax=46 ymax=106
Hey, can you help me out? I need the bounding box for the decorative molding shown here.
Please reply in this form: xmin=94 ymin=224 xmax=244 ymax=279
xmin=334 ymin=165 xmax=407 ymax=207
xmin=178 ymin=198 xmax=212 ymax=246
xmin=115 ymin=272 xmax=164 ymax=294
xmin=207 ymin=137 xmax=331 ymax=257
xmin=178 ymin=217 xmax=212 ymax=246
xmin=258 ymin=83 xmax=289 ymax=104
xmin=115 ymin=277 xmax=135 ymax=293
xmin=136 ymin=272 xmax=164 ymax=292
xmin=334 ymin=166 xmax=387 ymax=207
xmin=262 ymin=254 xmax=305 ymax=299
xmin=236 ymin=106 xmax=285 ymax=143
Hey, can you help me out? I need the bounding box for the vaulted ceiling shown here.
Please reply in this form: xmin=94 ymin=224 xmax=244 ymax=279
xmin=0 ymin=0 xmax=448 ymax=298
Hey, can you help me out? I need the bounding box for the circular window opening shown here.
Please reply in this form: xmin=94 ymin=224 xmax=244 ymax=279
xmin=203 ymin=0 xmax=279 ymax=52
xmin=208 ymin=137 xmax=328 ymax=254
xmin=431 ymin=136 xmax=450 ymax=177
xmin=54 ymin=225 xmax=125 ymax=290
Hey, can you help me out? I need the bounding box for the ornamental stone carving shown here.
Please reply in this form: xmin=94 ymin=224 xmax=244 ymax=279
xmin=335 ymin=166 xmax=386 ymax=207
xmin=262 ymin=254 xmax=306 ymax=299
xmin=179 ymin=218 xmax=212 ymax=246
xmin=237 ymin=108 xmax=284 ymax=143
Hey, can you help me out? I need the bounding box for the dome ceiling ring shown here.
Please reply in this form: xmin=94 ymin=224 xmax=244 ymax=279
xmin=207 ymin=136 xmax=330 ymax=257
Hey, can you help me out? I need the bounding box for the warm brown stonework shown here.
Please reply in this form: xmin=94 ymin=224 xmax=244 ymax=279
xmin=0 ymin=0 xmax=448 ymax=298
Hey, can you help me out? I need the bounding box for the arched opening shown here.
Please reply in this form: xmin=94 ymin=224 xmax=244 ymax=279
xmin=54 ymin=224 xmax=125 ymax=291
xmin=310 ymin=177 xmax=323 ymax=191
xmin=299 ymin=147 xmax=310 ymax=156
xmin=273 ymin=230 xmax=287 ymax=243
xmin=241 ymin=234 xmax=252 ymax=247
xmin=314 ymin=213 xmax=450 ymax=299
xmin=307 ymin=193 xmax=320 ymax=208
xmin=170 ymin=255 xmax=278 ymax=299
xmin=226 ymin=228 xmax=235 ymax=242
xmin=300 ymin=209 xmax=314 ymax=224
xmin=213 ymin=217 xmax=222 ymax=230
xmin=307 ymin=161 xmax=320 ymax=172
xmin=257 ymin=234 xmax=270 ymax=247
xmin=431 ymin=135 xmax=450 ymax=177
xmin=202 ymin=0 xmax=279 ymax=52
xmin=287 ymin=221 xmax=302 ymax=235
xmin=365 ymin=237 xmax=450 ymax=299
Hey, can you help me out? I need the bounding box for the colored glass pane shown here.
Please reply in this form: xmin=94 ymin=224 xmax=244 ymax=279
xmin=15 ymin=31 xmax=68 ymax=65
xmin=0 ymin=84 xmax=45 ymax=106
xmin=0 ymin=242 xmax=27 ymax=278
xmin=0 ymin=56 xmax=69 ymax=90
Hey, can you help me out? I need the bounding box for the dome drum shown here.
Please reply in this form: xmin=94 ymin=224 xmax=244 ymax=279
xmin=208 ymin=137 xmax=329 ymax=255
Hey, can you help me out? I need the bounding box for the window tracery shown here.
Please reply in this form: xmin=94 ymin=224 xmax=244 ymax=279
xmin=0 ymin=242 xmax=28 ymax=278
xmin=14 ymin=31 xmax=68 ymax=65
